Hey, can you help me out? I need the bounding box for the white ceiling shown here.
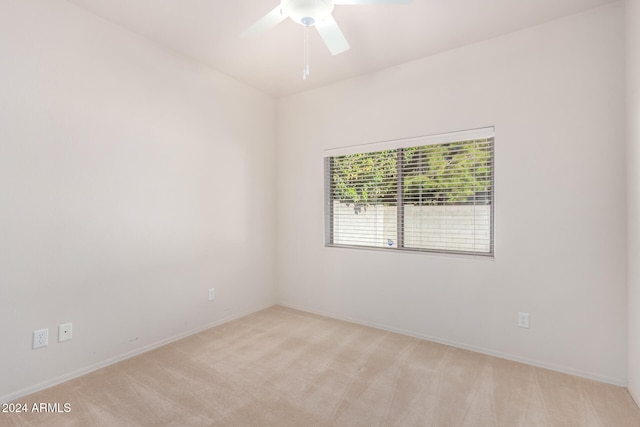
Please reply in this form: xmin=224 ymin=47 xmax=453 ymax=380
xmin=67 ymin=0 xmax=616 ymax=97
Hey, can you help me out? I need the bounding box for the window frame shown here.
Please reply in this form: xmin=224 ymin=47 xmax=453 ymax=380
xmin=324 ymin=128 xmax=495 ymax=257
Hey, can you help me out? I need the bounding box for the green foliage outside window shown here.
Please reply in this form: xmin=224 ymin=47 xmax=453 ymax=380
xmin=331 ymin=139 xmax=492 ymax=211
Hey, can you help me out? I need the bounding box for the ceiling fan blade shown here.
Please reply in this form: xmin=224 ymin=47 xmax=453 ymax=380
xmin=333 ymin=0 xmax=411 ymax=4
xmin=241 ymin=5 xmax=288 ymax=37
xmin=315 ymin=15 xmax=350 ymax=55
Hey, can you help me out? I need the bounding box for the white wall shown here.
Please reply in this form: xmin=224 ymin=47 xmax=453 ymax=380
xmin=277 ymin=3 xmax=627 ymax=384
xmin=0 ymin=0 xmax=276 ymax=401
xmin=627 ymin=0 xmax=640 ymax=403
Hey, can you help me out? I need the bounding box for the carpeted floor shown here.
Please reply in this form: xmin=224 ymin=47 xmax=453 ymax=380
xmin=3 ymin=305 xmax=640 ymax=426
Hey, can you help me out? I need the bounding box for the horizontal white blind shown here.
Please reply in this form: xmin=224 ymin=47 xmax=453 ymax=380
xmin=324 ymin=127 xmax=494 ymax=158
xmin=325 ymin=133 xmax=494 ymax=256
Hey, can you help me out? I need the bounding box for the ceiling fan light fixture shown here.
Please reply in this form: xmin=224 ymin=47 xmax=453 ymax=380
xmin=282 ymin=0 xmax=334 ymax=27
xmin=301 ymin=17 xmax=315 ymax=27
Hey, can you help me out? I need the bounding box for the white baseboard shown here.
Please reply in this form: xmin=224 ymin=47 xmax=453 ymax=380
xmin=629 ymin=385 xmax=640 ymax=409
xmin=277 ymin=301 xmax=627 ymax=388
xmin=0 ymin=303 xmax=274 ymax=404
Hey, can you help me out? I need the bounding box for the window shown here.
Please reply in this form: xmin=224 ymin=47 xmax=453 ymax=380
xmin=324 ymin=128 xmax=494 ymax=256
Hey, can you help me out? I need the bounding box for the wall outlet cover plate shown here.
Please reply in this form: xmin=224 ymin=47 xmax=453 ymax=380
xmin=33 ymin=328 xmax=48 ymax=349
xmin=59 ymin=322 xmax=72 ymax=342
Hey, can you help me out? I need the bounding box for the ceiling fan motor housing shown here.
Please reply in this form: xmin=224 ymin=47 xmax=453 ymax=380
xmin=282 ymin=0 xmax=335 ymax=27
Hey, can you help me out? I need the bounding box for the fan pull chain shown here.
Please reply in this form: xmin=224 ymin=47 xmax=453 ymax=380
xmin=303 ymin=25 xmax=310 ymax=80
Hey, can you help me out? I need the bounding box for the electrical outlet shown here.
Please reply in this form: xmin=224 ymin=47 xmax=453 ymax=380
xmin=58 ymin=322 xmax=72 ymax=342
xmin=208 ymin=288 xmax=216 ymax=301
xmin=518 ymin=312 xmax=530 ymax=329
xmin=33 ymin=328 xmax=48 ymax=349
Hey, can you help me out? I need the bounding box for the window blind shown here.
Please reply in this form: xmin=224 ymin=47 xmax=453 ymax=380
xmin=324 ymin=129 xmax=494 ymax=256
xmin=323 ymin=127 xmax=494 ymax=157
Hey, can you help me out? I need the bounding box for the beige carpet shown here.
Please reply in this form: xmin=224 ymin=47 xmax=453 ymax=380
xmin=3 ymin=305 xmax=640 ymax=426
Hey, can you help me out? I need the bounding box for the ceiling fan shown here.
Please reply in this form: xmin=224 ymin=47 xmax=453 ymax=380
xmin=242 ymin=0 xmax=412 ymax=78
